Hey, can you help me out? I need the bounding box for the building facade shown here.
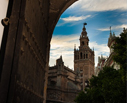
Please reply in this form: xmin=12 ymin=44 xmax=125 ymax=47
xmin=95 ymin=55 xmax=106 ymax=76
xmin=95 ymin=27 xmax=127 ymax=75
xmin=104 ymin=27 xmax=120 ymax=70
xmin=47 ymin=56 xmax=81 ymax=103
xmin=74 ymin=23 xmax=95 ymax=90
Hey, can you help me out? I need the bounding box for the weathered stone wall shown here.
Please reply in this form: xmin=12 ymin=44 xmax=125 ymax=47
xmin=0 ymin=0 xmax=50 ymax=103
xmin=47 ymin=87 xmax=80 ymax=103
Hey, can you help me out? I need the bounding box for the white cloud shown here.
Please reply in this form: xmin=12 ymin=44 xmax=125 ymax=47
xmin=98 ymin=24 xmax=127 ymax=31
xmin=61 ymin=15 xmax=91 ymax=22
xmin=70 ymin=0 xmax=127 ymax=11
xmin=49 ymin=34 xmax=110 ymax=69
xmin=57 ymin=15 xmax=91 ymax=27
xmin=49 ymin=34 xmax=80 ymax=69
xmin=89 ymin=42 xmax=109 ymax=67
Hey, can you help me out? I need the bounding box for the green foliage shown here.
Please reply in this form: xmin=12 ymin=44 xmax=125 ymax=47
xmin=112 ymin=31 xmax=127 ymax=82
xmin=75 ymin=67 xmax=126 ymax=103
xmin=74 ymin=91 xmax=88 ymax=103
xmin=112 ymin=31 xmax=127 ymax=69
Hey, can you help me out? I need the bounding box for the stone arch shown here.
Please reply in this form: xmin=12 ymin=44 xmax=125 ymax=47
xmin=0 ymin=0 xmax=78 ymax=103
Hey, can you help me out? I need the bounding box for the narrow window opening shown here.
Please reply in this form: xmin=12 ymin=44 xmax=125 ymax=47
xmin=86 ymin=54 xmax=88 ymax=58
xmin=80 ymin=52 xmax=82 ymax=59
xmin=82 ymin=41 xmax=84 ymax=45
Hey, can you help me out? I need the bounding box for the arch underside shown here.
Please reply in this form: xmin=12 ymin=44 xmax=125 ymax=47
xmin=0 ymin=0 xmax=78 ymax=103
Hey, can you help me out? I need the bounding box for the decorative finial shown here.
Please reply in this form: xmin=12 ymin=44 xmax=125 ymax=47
xmin=74 ymin=44 xmax=76 ymax=49
xmin=110 ymin=26 xmax=112 ymax=34
xmin=113 ymin=32 xmax=115 ymax=36
xmin=60 ymin=55 xmax=62 ymax=59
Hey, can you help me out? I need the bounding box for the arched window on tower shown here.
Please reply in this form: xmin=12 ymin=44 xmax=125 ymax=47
xmin=87 ymin=42 xmax=88 ymax=45
xmin=80 ymin=52 xmax=82 ymax=59
xmin=82 ymin=41 xmax=84 ymax=45
xmin=86 ymin=54 xmax=88 ymax=59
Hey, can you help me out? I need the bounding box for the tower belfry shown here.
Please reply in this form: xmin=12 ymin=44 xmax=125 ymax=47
xmin=74 ymin=23 xmax=95 ymax=90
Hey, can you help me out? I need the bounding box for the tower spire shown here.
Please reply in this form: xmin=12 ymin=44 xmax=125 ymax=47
xmin=110 ymin=26 xmax=112 ymax=34
xmin=74 ymin=44 xmax=76 ymax=50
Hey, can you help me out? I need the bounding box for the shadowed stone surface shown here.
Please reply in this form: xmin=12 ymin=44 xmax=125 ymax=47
xmin=47 ymin=56 xmax=81 ymax=103
xmin=0 ymin=0 xmax=77 ymax=103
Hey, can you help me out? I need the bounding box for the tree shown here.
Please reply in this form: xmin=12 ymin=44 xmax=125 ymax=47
xmin=75 ymin=66 xmax=126 ymax=103
xmin=113 ymin=30 xmax=127 ymax=69
xmin=112 ymin=30 xmax=127 ymax=82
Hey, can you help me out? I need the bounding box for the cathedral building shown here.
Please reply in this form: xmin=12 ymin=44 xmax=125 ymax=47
xmin=104 ymin=27 xmax=122 ymax=70
xmin=47 ymin=56 xmax=81 ymax=103
xmin=95 ymin=27 xmax=127 ymax=76
xmin=74 ymin=23 xmax=95 ymax=90
xmin=95 ymin=55 xmax=106 ymax=76
xmin=46 ymin=23 xmax=95 ymax=103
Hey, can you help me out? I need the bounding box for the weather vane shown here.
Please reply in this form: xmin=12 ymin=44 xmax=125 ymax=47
xmin=83 ymin=22 xmax=87 ymax=27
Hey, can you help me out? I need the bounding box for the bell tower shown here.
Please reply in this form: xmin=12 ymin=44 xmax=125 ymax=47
xmin=74 ymin=23 xmax=95 ymax=90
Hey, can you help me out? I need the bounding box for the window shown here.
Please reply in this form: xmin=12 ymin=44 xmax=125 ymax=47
xmin=82 ymin=41 xmax=84 ymax=45
xmin=80 ymin=52 xmax=82 ymax=59
xmin=50 ymin=81 xmax=56 ymax=86
xmin=86 ymin=54 xmax=88 ymax=58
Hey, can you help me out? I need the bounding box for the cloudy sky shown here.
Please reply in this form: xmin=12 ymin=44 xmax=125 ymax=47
xmin=49 ymin=0 xmax=127 ymax=69
xmin=0 ymin=0 xmax=127 ymax=69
